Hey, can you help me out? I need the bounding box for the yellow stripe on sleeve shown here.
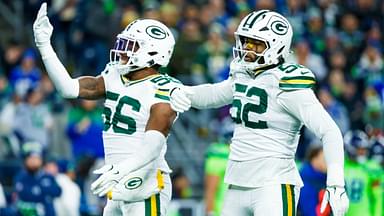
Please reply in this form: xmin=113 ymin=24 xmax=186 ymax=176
xmin=155 ymin=90 xmax=169 ymax=96
xmin=279 ymin=79 xmax=316 ymax=85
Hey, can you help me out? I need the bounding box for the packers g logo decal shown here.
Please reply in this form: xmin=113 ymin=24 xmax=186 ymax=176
xmin=271 ymin=20 xmax=288 ymax=35
xmin=146 ymin=26 xmax=167 ymax=39
xmin=124 ymin=177 xmax=143 ymax=190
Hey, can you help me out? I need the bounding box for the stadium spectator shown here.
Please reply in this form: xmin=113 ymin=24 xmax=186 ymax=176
xmin=65 ymin=99 xmax=103 ymax=214
xmin=169 ymin=19 xmax=203 ymax=84
xmin=66 ymin=99 xmax=104 ymax=161
xmin=192 ymin=23 xmax=232 ymax=84
xmin=298 ymin=145 xmax=328 ymax=216
xmin=304 ymin=7 xmax=327 ymax=56
xmin=9 ymin=49 xmax=41 ymax=98
xmin=1 ymin=39 xmax=24 ymax=76
xmin=13 ymin=142 xmax=62 ymax=216
xmin=0 ymin=72 xmax=12 ymax=110
xmin=362 ymin=87 xmax=384 ymax=133
xmin=44 ymin=158 xmax=81 ymax=216
xmin=204 ymin=118 xmax=232 ymax=216
xmin=352 ymin=42 xmax=384 ymax=88
xmin=318 ymin=86 xmax=350 ymax=134
xmin=13 ymin=85 xmax=53 ymax=151
xmin=171 ymin=168 xmax=192 ymax=200
xmin=338 ymin=13 xmax=364 ymax=66
xmin=288 ymin=39 xmax=327 ymax=82
xmin=343 ymin=130 xmax=383 ymax=216
xmin=281 ymin=0 xmax=306 ymax=42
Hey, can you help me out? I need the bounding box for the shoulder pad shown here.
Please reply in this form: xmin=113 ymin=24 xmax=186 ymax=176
xmin=149 ymin=74 xmax=182 ymax=87
xmin=277 ymin=63 xmax=316 ymax=91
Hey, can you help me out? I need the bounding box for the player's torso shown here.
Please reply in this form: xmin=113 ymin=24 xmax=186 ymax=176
xmin=229 ymin=65 xmax=304 ymax=161
xmin=101 ymin=69 xmax=178 ymax=167
xmin=224 ymin=63 xmax=315 ymax=187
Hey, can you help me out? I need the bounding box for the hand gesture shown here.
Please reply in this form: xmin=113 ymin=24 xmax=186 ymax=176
xmin=91 ymin=164 xmax=125 ymax=197
xmin=169 ymin=87 xmax=194 ymax=113
xmin=33 ymin=3 xmax=53 ymax=48
xmin=320 ymin=186 xmax=349 ymax=216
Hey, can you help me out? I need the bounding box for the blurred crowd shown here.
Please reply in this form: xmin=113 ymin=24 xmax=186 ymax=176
xmin=0 ymin=0 xmax=383 ymax=215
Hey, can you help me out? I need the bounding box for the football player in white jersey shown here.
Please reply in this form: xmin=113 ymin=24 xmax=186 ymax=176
xmin=33 ymin=3 xmax=182 ymax=215
xmin=170 ymin=10 xmax=349 ymax=216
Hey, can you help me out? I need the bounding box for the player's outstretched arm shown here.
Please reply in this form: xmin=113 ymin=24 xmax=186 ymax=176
xmin=33 ymin=3 xmax=105 ymax=100
xmin=170 ymin=79 xmax=233 ymax=113
xmin=277 ymin=89 xmax=349 ymax=216
xmin=91 ymin=103 xmax=177 ymax=197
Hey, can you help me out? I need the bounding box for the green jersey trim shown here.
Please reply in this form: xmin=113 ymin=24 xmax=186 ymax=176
xmin=280 ymin=76 xmax=315 ymax=81
xmin=120 ymin=74 xmax=161 ymax=86
xmin=154 ymin=88 xmax=170 ymax=101
xmin=279 ymin=76 xmax=316 ymax=90
xmin=154 ymin=94 xmax=170 ymax=101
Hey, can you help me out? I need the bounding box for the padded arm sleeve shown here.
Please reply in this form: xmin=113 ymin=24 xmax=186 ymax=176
xmin=39 ymin=45 xmax=79 ymax=98
xmin=187 ymin=79 xmax=233 ymax=109
xmin=117 ymin=130 xmax=166 ymax=173
xmin=277 ymin=89 xmax=345 ymax=187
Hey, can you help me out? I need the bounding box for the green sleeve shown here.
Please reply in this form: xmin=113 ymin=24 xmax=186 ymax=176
xmin=205 ymin=157 xmax=227 ymax=176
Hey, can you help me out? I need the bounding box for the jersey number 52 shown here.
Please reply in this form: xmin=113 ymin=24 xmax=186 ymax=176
xmin=231 ymin=83 xmax=268 ymax=129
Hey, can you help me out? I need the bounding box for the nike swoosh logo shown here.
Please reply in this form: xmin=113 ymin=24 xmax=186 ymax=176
xmin=301 ymin=71 xmax=309 ymax=75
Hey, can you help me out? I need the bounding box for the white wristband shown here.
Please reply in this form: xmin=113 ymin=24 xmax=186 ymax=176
xmin=327 ymin=163 xmax=345 ymax=187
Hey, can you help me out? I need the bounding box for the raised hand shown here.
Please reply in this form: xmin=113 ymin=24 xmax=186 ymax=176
xmin=33 ymin=3 xmax=53 ymax=48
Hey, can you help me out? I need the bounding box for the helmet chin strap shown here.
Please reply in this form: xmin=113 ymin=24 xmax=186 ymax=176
xmin=116 ymin=59 xmax=156 ymax=76
xmin=245 ymin=57 xmax=283 ymax=78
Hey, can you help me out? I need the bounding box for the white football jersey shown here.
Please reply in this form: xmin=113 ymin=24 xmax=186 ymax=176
xmin=101 ymin=67 xmax=181 ymax=173
xmin=225 ymin=62 xmax=317 ymax=187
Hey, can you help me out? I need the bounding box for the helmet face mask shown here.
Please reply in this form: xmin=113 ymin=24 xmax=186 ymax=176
xmin=110 ymin=36 xmax=142 ymax=73
xmin=232 ymin=10 xmax=293 ymax=76
xmin=233 ymin=35 xmax=269 ymax=66
xmin=109 ymin=19 xmax=175 ymax=76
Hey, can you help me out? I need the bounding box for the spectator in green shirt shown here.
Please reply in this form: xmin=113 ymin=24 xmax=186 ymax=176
xmin=204 ymin=117 xmax=233 ymax=216
xmin=344 ymin=130 xmax=383 ymax=216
